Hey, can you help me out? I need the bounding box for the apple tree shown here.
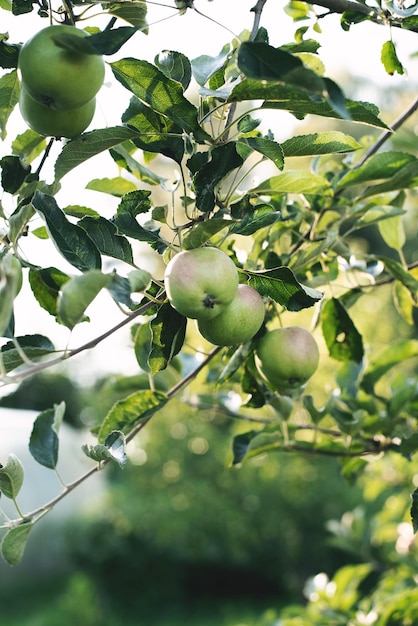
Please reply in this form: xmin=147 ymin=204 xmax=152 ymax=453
xmin=0 ymin=0 xmax=417 ymax=588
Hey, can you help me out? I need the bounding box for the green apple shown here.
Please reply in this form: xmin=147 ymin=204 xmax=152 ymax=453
xmin=19 ymin=87 xmax=95 ymax=138
xmin=164 ymin=247 xmax=239 ymax=320
xmin=18 ymin=25 xmax=105 ymax=111
xmin=256 ymin=326 xmax=319 ymax=391
xmin=197 ymin=284 xmax=264 ymax=346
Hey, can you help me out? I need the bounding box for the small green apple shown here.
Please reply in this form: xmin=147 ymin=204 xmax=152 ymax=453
xmin=18 ymin=25 xmax=105 ymax=111
xmin=164 ymin=247 xmax=239 ymax=320
xmin=19 ymin=87 xmax=95 ymax=138
xmin=256 ymin=326 xmax=319 ymax=391
xmin=197 ymin=284 xmax=264 ymax=346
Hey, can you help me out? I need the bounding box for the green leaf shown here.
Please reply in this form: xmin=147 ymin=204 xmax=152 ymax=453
xmin=11 ymin=129 xmax=45 ymax=164
xmin=362 ymin=160 xmax=418 ymax=197
xmin=87 ymin=26 xmax=138 ymax=56
xmin=230 ymin=81 xmax=388 ymax=128
xmin=321 ymin=297 xmax=364 ymax=363
xmin=229 ymin=202 xmax=280 ymax=236
xmin=378 ymin=214 xmax=406 ymax=251
xmin=183 ymin=218 xmax=233 ymax=249
xmin=54 ymin=126 xmax=141 ymax=181
xmin=29 ymin=267 xmax=69 ymax=316
xmin=237 ymin=41 xmax=304 ymax=80
xmin=82 ymin=430 xmax=128 ymax=469
xmin=85 ymin=176 xmax=137 ymax=197
xmin=132 ymin=322 xmax=152 ymax=372
xmin=107 ymin=2 xmax=148 ymax=28
xmin=111 ymin=58 xmax=210 ymax=142
xmin=155 ymin=50 xmax=192 ymax=91
xmin=0 ymin=70 xmax=20 ymax=140
xmin=78 ymin=216 xmax=134 ymax=264
xmin=98 ymin=389 xmax=168 ymax=442
xmin=238 ymin=137 xmax=284 ymax=170
xmin=337 ymin=152 xmax=417 ymax=189
xmin=32 ymin=191 xmax=101 ymax=272
xmin=58 ymin=270 xmax=111 ymax=330
xmin=246 ymin=266 xmax=323 ymax=311
xmin=381 ymin=40 xmax=404 ymax=76
xmin=361 ymin=339 xmax=418 ymax=392
xmin=0 ymin=454 xmax=24 ymax=499
xmin=107 ymin=273 xmax=132 ymax=308
xmin=232 ymin=430 xmax=258 ymax=465
xmin=114 ymin=190 xmax=164 ymax=247
xmin=191 ymin=43 xmax=230 ymax=86
xmin=0 ymin=334 xmax=55 ymax=374
xmin=379 ymin=257 xmax=418 ymax=301
xmin=29 ymin=402 xmax=65 ymax=469
xmin=193 ymin=142 xmax=244 ymax=212
xmin=121 ymin=98 xmax=185 ymax=163
xmin=252 ymin=170 xmax=330 ymax=195
xmin=0 ymin=155 xmax=30 ymax=193
xmin=110 ymin=143 xmax=167 ymax=186
xmin=128 ymin=269 xmax=152 ymax=292
xmin=281 ymin=131 xmax=361 ymax=157
xmin=0 ymin=40 xmax=20 ymax=69
xmin=149 ymin=303 xmax=187 ymax=373
xmin=1 ymin=522 xmax=34 ymax=566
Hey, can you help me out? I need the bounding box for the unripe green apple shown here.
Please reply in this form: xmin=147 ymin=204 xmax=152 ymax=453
xmin=18 ymin=25 xmax=105 ymax=111
xmin=197 ymin=284 xmax=264 ymax=346
xmin=19 ymin=87 xmax=95 ymax=138
xmin=256 ymin=326 xmax=319 ymax=391
xmin=164 ymin=247 xmax=239 ymax=320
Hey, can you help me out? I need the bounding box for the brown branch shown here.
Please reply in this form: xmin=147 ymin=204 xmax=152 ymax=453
xmin=305 ymin=0 xmax=376 ymax=15
xmin=357 ymin=94 xmax=418 ymax=166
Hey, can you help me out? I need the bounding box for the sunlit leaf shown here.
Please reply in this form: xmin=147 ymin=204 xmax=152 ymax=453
xmin=85 ymin=177 xmax=137 ymax=197
xmin=281 ymin=131 xmax=361 ymax=157
xmin=0 ymin=69 xmax=20 ymax=140
xmin=251 ymin=170 xmax=330 ymax=195
xmin=111 ymin=58 xmax=210 ymax=142
xmin=381 ymin=40 xmax=404 ymax=76
xmin=107 ymin=2 xmax=148 ymax=29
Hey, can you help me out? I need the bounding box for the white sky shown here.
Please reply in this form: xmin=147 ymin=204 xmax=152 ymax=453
xmin=1 ymin=0 xmax=417 ymax=385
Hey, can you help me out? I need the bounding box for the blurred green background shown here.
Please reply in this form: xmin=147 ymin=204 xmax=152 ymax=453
xmin=0 ymin=361 xmax=417 ymax=625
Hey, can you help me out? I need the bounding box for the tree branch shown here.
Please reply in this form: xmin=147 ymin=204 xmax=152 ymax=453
xmin=304 ymin=0 xmax=376 ymax=15
xmin=357 ymin=94 xmax=418 ymax=166
xmin=16 ymin=345 xmax=223 ymax=524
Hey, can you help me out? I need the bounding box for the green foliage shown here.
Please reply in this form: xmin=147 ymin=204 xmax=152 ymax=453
xmin=0 ymin=0 xmax=417 ymax=610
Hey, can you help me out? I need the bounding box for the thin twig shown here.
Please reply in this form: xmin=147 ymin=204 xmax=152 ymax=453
xmin=2 ymin=296 xmax=164 ymax=385
xmin=357 ymin=94 xmax=418 ymax=166
xmin=16 ymin=345 xmax=223 ymax=523
xmin=220 ymin=0 xmax=268 ymax=143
